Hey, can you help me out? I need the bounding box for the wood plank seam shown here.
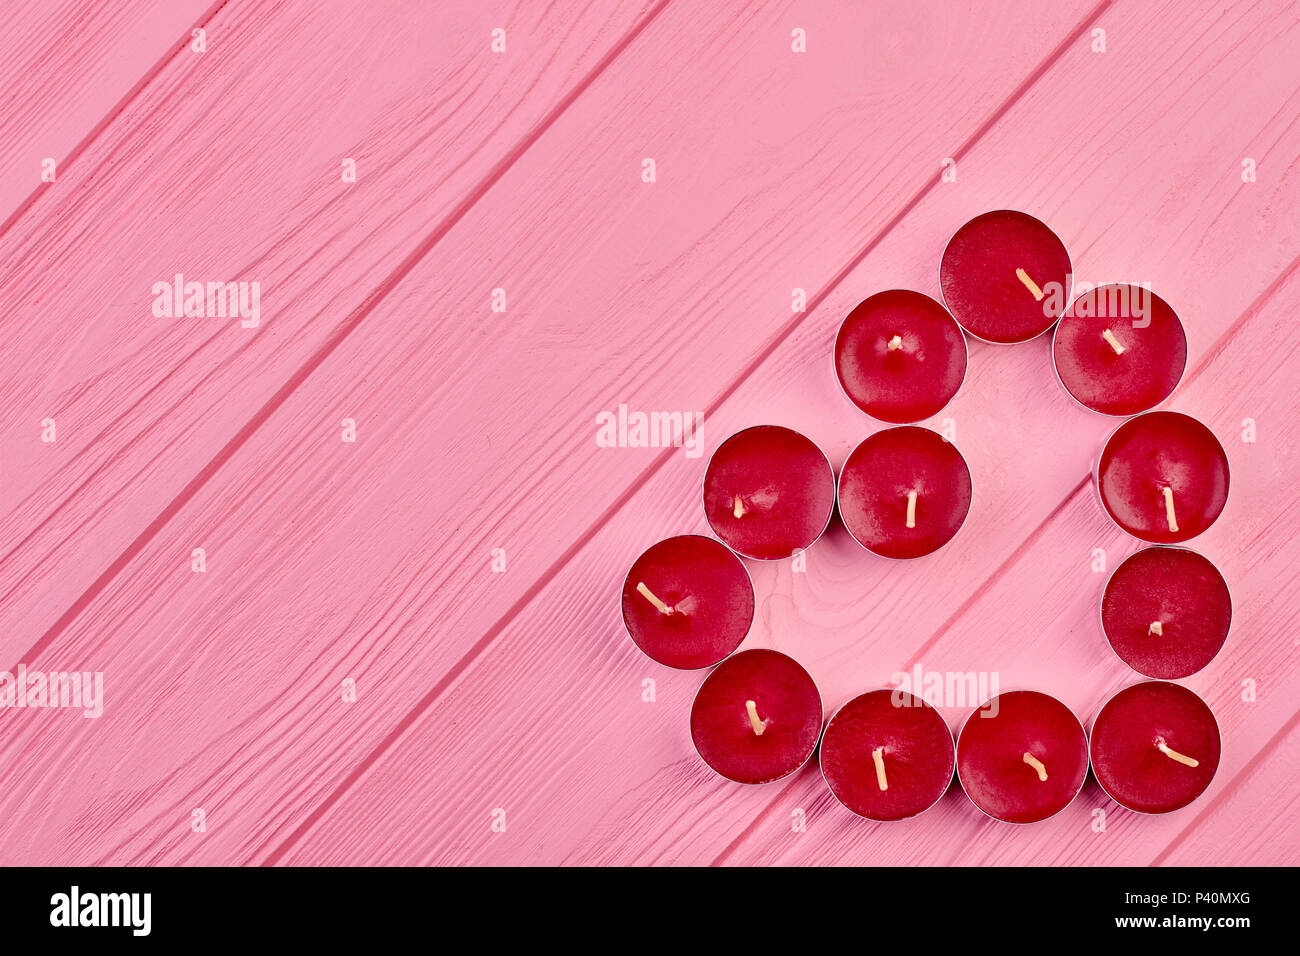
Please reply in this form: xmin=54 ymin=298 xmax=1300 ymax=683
xmin=8 ymin=0 xmax=674 ymax=673
xmin=0 ymin=0 xmax=231 ymax=245
xmin=256 ymin=0 xmax=1118 ymax=866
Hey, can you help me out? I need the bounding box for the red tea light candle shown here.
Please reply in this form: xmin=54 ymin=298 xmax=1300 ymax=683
xmin=621 ymin=535 xmax=755 ymax=670
xmin=690 ymin=649 xmax=822 ymax=784
xmin=956 ymin=691 xmax=1089 ymax=824
xmin=1090 ymin=680 xmax=1221 ymax=814
xmin=820 ymin=689 xmax=955 ymax=821
xmin=703 ymin=425 xmax=835 ymax=561
xmin=833 ymin=290 xmax=968 ymax=423
xmin=940 ymin=210 xmax=1072 ymax=344
xmin=1053 ymin=285 xmax=1187 ymax=416
xmin=1101 ymin=546 xmax=1232 ymax=679
xmin=1096 ymin=411 xmax=1229 ymax=543
xmin=837 ymin=426 xmax=972 ymax=559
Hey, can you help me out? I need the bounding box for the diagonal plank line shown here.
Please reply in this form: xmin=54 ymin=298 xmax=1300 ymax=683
xmin=710 ymin=249 xmax=1300 ymax=867
xmin=0 ymin=0 xmax=232 ymax=245
xmin=257 ymin=0 xmax=1117 ymax=865
xmin=11 ymin=0 xmax=674 ymax=671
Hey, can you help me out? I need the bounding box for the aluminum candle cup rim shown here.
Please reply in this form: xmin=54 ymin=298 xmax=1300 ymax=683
xmin=700 ymin=424 xmax=836 ymax=562
xmin=1087 ymin=679 xmax=1222 ymax=815
xmin=830 ymin=289 xmax=971 ymax=425
xmin=1049 ymin=284 xmax=1188 ymax=417
xmin=835 ymin=425 xmax=974 ymax=561
xmin=939 ymin=208 xmax=1074 ymax=346
xmin=954 ymin=688 xmax=1090 ymax=826
xmin=1097 ymin=544 xmax=1234 ymax=680
xmin=688 ymin=649 xmax=825 ymax=786
xmin=619 ymin=533 xmax=758 ymax=671
xmin=1092 ymin=409 xmax=1231 ymax=544
xmin=819 ymin=686 xmax=956 ymax=822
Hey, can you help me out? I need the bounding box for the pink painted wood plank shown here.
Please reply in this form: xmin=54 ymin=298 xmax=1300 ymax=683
xmin=278 ymin=2 xmax=1300 ymax=865
xmin=0 ymin=0 xmax=659 ymax=649
xmin=0 ymin=0 xmax=216 ymax=227
xmin=0 ymin=0 xmax=1108 ymax=865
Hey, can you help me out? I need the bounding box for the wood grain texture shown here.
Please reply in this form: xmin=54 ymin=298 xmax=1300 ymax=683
xmin=0 ymin=0 xmax=217 ymax=228
xmin=1 ymin=0 xmax=1297 ymax=867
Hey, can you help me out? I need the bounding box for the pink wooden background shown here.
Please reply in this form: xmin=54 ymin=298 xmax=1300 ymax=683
xmin=0 ymin=0 xmax=1296 ymax=866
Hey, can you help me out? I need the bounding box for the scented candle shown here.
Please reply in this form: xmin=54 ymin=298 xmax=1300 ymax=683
xmin=820 ymin=688 xmax=955 ymax=821
xmin=834 ymin=289 xmax=967 ymax=424
xmin=1096 ymin=411 xmax=1229 ymax=543
xmin=703 ymin=425 xmax=835 ymax=560
xmin=621 ymin=535 xmax=755 ymax=669
xmin=689 ymin=649 xmax=822 ymax=785
xmin=1053 ymin=284 xmax=1186 ymax=416
xmin=1090 ymin=681 xmax=1220 ymax=814
xmin=956 ymin=690 xmax=1089 ymax=824
xmin=940 ymin=210 xmax=1072 ymax=344
xmin=837 ymin=425 xmax=972 ymax=559
xmin=1101 ymin=546 xmax=1231 ymax=679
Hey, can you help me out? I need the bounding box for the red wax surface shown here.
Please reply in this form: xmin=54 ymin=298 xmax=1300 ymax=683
xmin=1102 ymin=546 xmax=1231 ymax=679
xmin=1090 ymin=681 xmax=1221 ymax=814
xmin=1053 ymin=285 xmax=1187 ymax=415
xmin=834 ymin=290 xmax=967 ymax=423
xmin=837 ymin=426 xmax=972 ymax=559
xmin=956 ymin=691 xmax=1088 ymax=824
xmin=940 ymin=210 xmax=1071 ymax=344
xmin=621 ymin=535 xmax=755 ymax=670
xmin=690 ymin=649 xmax=822 ymax=785
xmin=703 ymin=425 xmax=835 ymax=560
xmin=1097 ymin=411 xmax=1229 ymax=543
xmin=820 ymin=689 xmax=955 ymax=821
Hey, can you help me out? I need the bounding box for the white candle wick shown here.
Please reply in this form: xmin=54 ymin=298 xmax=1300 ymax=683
xmin=1162 ymin=486 xmax=1179 ymax=534
xmin=635 ymin=581 xmax=674 ymax=615
xmin=905 ymin=490 xmax=918 ymax=529
xmin=1155 ymin=736 xmax=1199 ymax=767
xmin=1023 ymin=752 xmax=1048 ymax=782
xmin=1016 ymin=268 xmax=1045 ymax=302
xmin=745 ymin=699 xmax=767 ymax=736
xmin=872 ymin=746 xmax=888 ymax=791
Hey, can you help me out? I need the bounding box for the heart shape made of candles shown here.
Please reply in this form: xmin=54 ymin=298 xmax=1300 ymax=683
xmin=622 ymin=210 xmax=1228 ymax=823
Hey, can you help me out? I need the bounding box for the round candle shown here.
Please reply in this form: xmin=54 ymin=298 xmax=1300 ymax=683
xmin=820 ymin=688 xmax=955 ymax=821
xmin=1090 ymin=681 xmax=1220 ymax=814
xmin=703 ymin=425 xmax=835 ymax=561
xmin=956 ymin=690 xmax=1089 ymax=824
xmin=833 ymin=289 xmax=968 ymax=423
xmin=621 ymin=535 xmax=755 ymax=670
xmin=940 ymin=210 xmax=1072 ymax=344
xmin=1096 ymin=411 xmax=1229 ymax=543
xmin=1053 ymin=284 xmax=1187 ymax=416
xmin=1101 ymin=546 xmax=1231 ymax=679
xmin=837 ymin=426 xmax=972 ymax=559
xmin=690 ymin=648 xmax=822 ymax=784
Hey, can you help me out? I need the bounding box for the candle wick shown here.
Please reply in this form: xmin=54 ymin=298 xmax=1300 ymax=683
xmin=635 ymin=581 xmax=674 ymax=616
xmin=1023 ymin=752 xmax=1048 ymax=782
xmin=1161 ymin=486 xmax=1179 ymax=534
xmin=872 ymin=746 xmax=888 ymax=791
xmin=887 ymin=334 xmax=903 ymax=351
xmin=733 ymin=494 xmax=747 ymax=519
xmin=1149 ymin=620 xmax=1163 ymax=636
xmin=1102 ymin=328 xmax=1127 ymax=355
xmin=905 ymin=490 xmax=918 ymax=529
xmin=745 ymin=699 xmax=767 ymax=736
xmin=1015 ymin=267 xmax=1045 ymax=302
xmin=1155 ymin=736 xmax=1199 ymax=768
